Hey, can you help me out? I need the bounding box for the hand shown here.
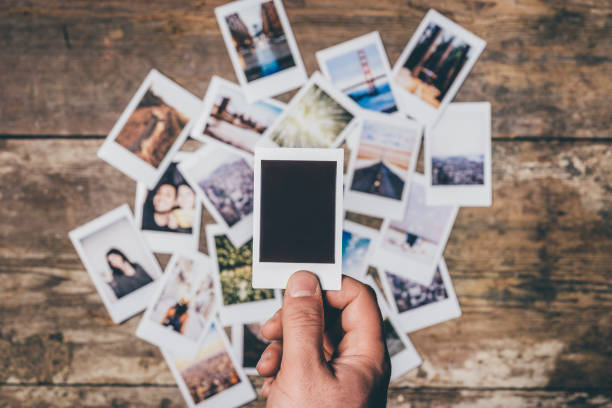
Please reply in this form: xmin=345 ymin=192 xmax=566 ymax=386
xmin=256 ymin=271 xmax=391 ymax=407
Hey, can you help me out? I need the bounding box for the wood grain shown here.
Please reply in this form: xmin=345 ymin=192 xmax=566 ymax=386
xmin=1 ymin=0 xmax=610 ymax=138
xmin=0 ymin=139 xmax=610 ymax=404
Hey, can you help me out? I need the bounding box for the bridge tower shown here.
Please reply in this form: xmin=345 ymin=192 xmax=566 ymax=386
xmin=357 ymin=48 xmax=376 ymax=95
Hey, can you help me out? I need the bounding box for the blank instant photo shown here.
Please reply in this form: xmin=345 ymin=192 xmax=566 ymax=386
xmin=206 ymin=224 xmax=281 ymax=325
xmin=179 ymin=145 xmax=254 ymax=248
xmin=136 ymin=251 xmax=216 ymax=355
xmin=379 ymin=258 xmax=461 ymax=333
xmin=344 ymin=111 xmax=422 ymax=219
xmin=68 ymin=204 xmax=162 ymax=323
xmin=258 ymin=72 xmax=360 ymax=149
xmin=364 ymin=276 xmax=422 ymax=381
xmin=372 ymin=174 xmax=458 ymax=286
xmin=134 ymin=152 xmax=201 ymax=253
xmin=391 ymin=9 xmax=486 ymax=126
xmin=425 ymin=102 xmax=492 ymax=206
xmin=215 ymin=0 xmax=307 ymax=103
xmin=161 ymin=320 xmax=256 ymax=408
xmin=316 ymin=31 xmax=402 ymax=115
xmin=98 ymin=69 xmax=202 ymax=189
xmin=253 ymin=148 xmax=344 ymax=290
xmin=342 ymin=220 xmax=380 ymax=280
xmin=190 ymin=76 xmax=287 ymax=155
xmin=231 ymin=321 xmax=271 ymax=375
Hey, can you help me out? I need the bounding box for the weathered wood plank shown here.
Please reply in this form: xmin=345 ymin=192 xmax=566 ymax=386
xmin=0 ymin=1 xmax=610 ymax=138
xmin=0 ymin=139 xmax=610 ymax=392
xmin=0 ymin=385 xmax=611 ymax=408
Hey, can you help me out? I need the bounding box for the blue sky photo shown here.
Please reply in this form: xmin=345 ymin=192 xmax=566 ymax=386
xmin=342 ymin=230 xmax=372 ymax=277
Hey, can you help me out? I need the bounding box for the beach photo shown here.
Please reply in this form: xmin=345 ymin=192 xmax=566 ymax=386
xmin=374 ymin=174 xmax=457 ymax=285
xmin=426 ymin=102 xmax=492 ymax=206
xmin=317 ymin=32 xmax=398 ymax=113
xmin=163 ymin=324 xmax=255 ymax=408
xmin=215 ymin=0 xmax=307 ymax=101
xmin=69 ymin=205 xmax=162 ymax=323
xmin=263 ymin=73 xmax=357 ymax=148
xmin=391 ymin=10 xmax=486 ymax=124
xmin=191 ymin=77 xmax=285 ymax=154
xmin=137 ymin=252 xmax=216 ymax=352
xmin=98 ymin=70 xmax=201 ymax=188
xmin=345 ymin=113 xmax=421 ymax=218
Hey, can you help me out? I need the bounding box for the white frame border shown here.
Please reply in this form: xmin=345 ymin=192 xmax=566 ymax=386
xmin=253 ymin=147 xmax=344 ymax=290
xmin=344 ymin=110 xmax=422 ymax=219
xmin=316 ymin=31 xmax=404 ymax=116
xmin=179 ymin=144 xmax=254 ymax=248
xmin=97 ymin=69 xmax=202 ymax=189
xmin=134 ymin=152 xmax=202 ymax=254
xmin=425 ymin=102 xmax=492 ymax=206
xmin=136 ymin=251 xmax=216 ymax=355
xmin=372 ymin=173 xmax=458 ymax=286
xmin=206 ymin=224 xmax=281 ymax=325
xmin=190 ymin=76 xmax=287 ymax=156
xmin=161 ymin=319 xmax=256 ymax=408
xmin=391 ymin=9 xmax=486 ymax=126
xmin=214 ymin=0 xmax=307 ymax=103
xmin=68 ymin=204 xmax=162 ymax=324
xmin=257 ymin=71 xmax=362 ymax=149
xmin=379 ymin=258 xmax=461 ymax=334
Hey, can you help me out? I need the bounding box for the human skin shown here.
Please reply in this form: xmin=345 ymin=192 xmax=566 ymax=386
xmin=255 ymin=271 xmax=391 ymax=408
xmin=153 ymin=184 xmax=176 ymax=213
xmin=106 ymin=253 xmax=135 ymax=276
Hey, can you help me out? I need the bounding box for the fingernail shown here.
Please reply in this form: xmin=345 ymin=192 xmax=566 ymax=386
xmin=288 ymin=272 xmax=318 ymax=297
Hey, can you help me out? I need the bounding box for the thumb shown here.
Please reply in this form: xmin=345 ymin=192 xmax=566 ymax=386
xmin=280 ymin=270 xmax=326 ymax=374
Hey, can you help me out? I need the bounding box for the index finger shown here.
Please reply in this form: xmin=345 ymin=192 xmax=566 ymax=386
xmin=324 ymin=275 xmax=386 ymax=362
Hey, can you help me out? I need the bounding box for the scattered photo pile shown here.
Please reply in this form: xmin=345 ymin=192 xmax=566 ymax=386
xmin=70 ymin=4 xmax=489 ymax=407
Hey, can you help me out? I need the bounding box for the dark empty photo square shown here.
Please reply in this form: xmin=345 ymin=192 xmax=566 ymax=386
xmin=260 ymin=160 xmax=336 ymax=263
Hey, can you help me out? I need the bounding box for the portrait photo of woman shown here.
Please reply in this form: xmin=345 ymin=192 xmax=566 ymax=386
xmin=104 ymin=247 xmax=154 ymax=299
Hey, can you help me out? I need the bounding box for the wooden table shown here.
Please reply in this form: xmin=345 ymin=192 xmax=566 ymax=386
xmin=1 ymin=1 xmax=610 ymax=406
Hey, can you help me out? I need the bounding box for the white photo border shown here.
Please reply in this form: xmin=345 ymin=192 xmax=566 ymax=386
xmin=190 ymin=75 xmax=287 ymax=157
xmin=252 ymin=147 xmax=344 ymax=290
xmin=344 ymin=110 xmax=422 ymax=219
xmin=206 ymin=224 xmax=281 ymax=325
xmin=391 ymin=9 xmax=486 ymax=126
xmin=68 ymin=204 xmax=162 ymax=324
xmin=425 ymin=102 xmax=492 ymax=207
xmin=97 ymin=69 xmax=202 ymax=189
xmin=214 ymin=0 xmax=307 ymax=103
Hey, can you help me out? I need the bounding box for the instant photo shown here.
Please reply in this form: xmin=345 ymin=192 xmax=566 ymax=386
xmin=317 ymin=31 xmax=401 ymax=114
xmin=380 ymin=258 xmax=461 ymax=333
xmin=364 ymin=276 xmax=422 ymax=381
xmin=232 ymin=321 xmax=271 ymax=375
xmin=68 ymin=204 xmax=162 ymax=323
xmin=190 ymin=76 xmax=286 ymax=155
xmin=136 ymin=252 xmax=216 ymax=354
xmin=373 ymin=174 xmax=457 ymax=286
xmin=342 ymin=220 xmax=379 ymax=280
xmin=98 ymin=69 xmax=201 ymax=189
xmin=206 ymin=224 xmax=280 ymax=325
xmin=253 ymin=148 xmax=344 ymax=290
xmin=259 ymin=72 xmax=359 ymax=148
xmin=162 ymin=321 xmax=256 ymax=408
xmin=425 ymin=102 xmax=492 ymax=206
xmin=215 ymin=0 xmax=307 ymax=102
xmin=344 ymin=111 xmax=422 ymax=219
xmin=179 ymin=145 xmax=254 ymax=247
xmin=135 ymin=153 xmax=201 ymax=253
xmin=391 ymin=10 xmax=486 ymax=125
